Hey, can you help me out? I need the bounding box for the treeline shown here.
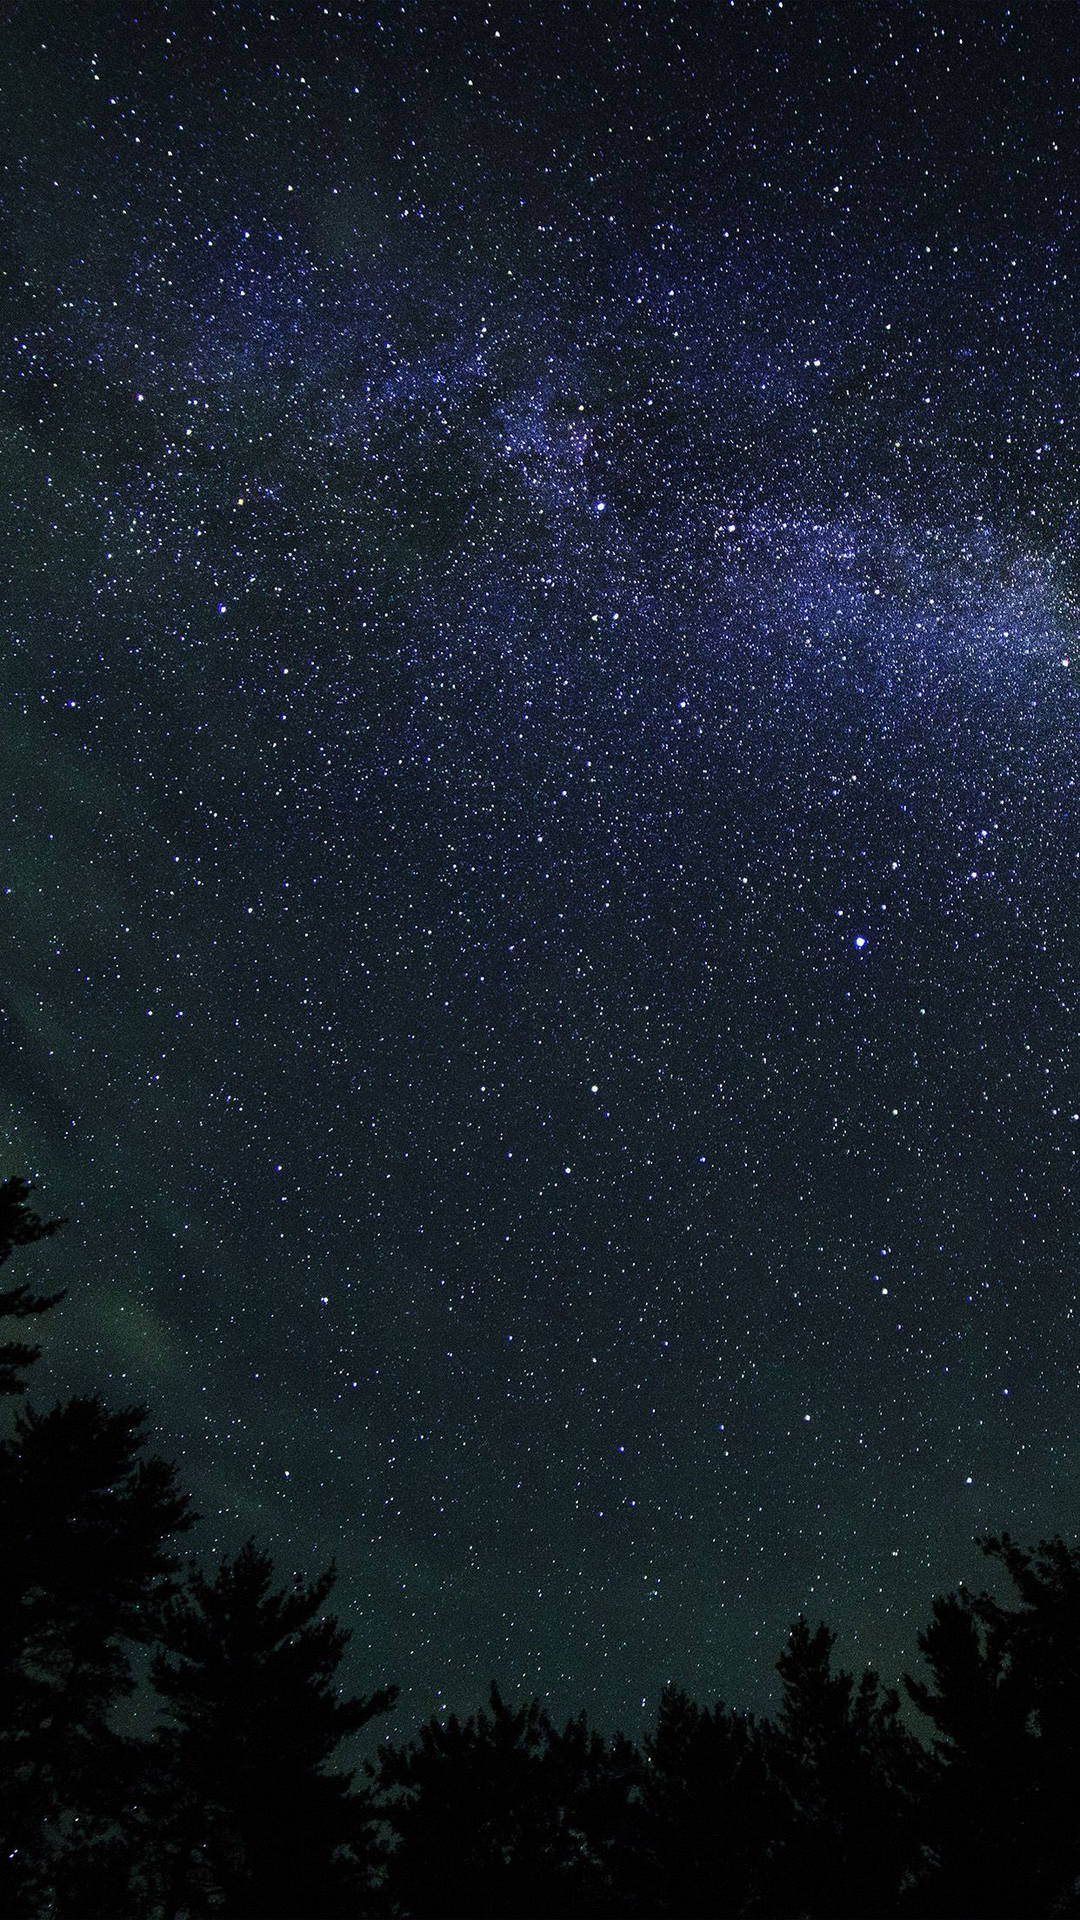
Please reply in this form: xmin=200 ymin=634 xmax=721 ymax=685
xmin=3 ymin=1179 xmax=1079 ymax=1919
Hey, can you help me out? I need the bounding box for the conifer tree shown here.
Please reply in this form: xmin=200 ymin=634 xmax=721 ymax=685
xmin=905 ymin=1535 xmax=1080 ymax=1917
xmin=631 ymin=1686 xmax=770 ymax=1917
xmin=373 ymin=1680 xmax=639 ymax=1919
xmin=0 ymin=1179 xmax=192 ymax=1919
xmin=765 ymin=1618 xmax=926 ymax=1917
xmin=148 ymin=1539 xmax=397 ymax=1919
xmin=0 ymin=1175 xmax=66 ymax=1396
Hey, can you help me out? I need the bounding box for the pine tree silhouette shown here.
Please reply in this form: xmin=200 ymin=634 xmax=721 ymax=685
xmin=373 ymin=1679 xmax=639 ymax=1918
xmin=0 ymin=1182 xmax=192 ymax=1920
xmin=765 ymin=1617 xmax=926 ymax=1918
xmin=630 ymin=1686 xmax=771 ymax=1917
xmin=0 ymin=1175 xmax=66 ymax=1396
xmin=905 ymin=1535 xmax=1080 ymax=1917
xmin=148 ymin=1539 xmax=397 ymax=1919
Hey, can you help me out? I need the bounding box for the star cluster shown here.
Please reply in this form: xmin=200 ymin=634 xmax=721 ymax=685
xmin=3 ymin=1 xmax=1078 ymax=1729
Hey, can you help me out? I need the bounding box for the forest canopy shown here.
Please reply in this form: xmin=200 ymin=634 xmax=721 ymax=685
xmin=2 ymin=1177 xmax=1078 ymax=1920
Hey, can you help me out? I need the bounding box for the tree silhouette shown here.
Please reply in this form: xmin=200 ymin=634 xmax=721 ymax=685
xmin=986 ymin=1533 xmax=1080 ymax=1912
xmin=764 ymin=1617 xmax=927 ymax=1918
xmin=0 ymin=1175 xmax=66 ymax=1396
xmin=13 ymin=1164 xmax=1080 ymax=1919
xmin=904 ymin=1534 xmax=1080 ymax=1917
xmin=629 ymin=1685 xmax=771 ymax=1917
xmin=372 ymin=1680 xmax=639 ymax=1918
xmin=546 ymin=1708 xmax=641 ymax=1914
xmin=148 ymin=1539 xmax=397 ymax=1919
xmin=0 ymin=1186 xmax=192 ymax=1920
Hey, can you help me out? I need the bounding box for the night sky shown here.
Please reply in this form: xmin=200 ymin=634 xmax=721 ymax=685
xmin=4 ymin=0 xmax=1079 ymax=1735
